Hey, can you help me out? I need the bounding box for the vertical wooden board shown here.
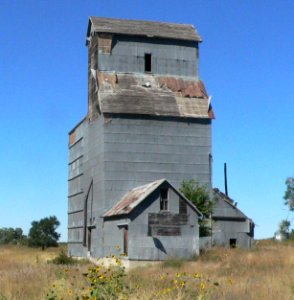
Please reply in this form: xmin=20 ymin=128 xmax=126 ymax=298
xmin=123 ymin=227 xmax=128 ymax=255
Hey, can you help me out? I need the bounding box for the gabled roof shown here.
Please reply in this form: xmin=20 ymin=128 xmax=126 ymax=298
xmin=87 ymin=17 xmax=202 ymax=43
xmin=213 ymin=188 xmax=253 ymax=222
xmin=103 ymin=179 xmax=202 ymax=218
xmin=213 ymin=188 xmax=235 ymax=206
xmin=95 ymin=72 xmax=214 ymax=119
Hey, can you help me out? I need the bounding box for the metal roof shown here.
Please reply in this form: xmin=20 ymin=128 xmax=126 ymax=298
xmin=87 ymin=17 xmax=202 ymax=42
xmin=212 ymin=188 xmax=253 ymax=222
xmin=103 ymin=179 xmax=202 ymax=218
xmin=95 ymin=71 xmax=214 ymax=119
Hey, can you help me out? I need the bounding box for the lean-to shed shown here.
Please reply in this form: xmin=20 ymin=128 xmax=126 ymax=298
xmin=212 ymin=189 xmax=254 ymax=248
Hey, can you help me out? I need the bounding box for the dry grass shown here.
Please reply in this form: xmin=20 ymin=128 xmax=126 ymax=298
xmin=1 ymin=240 xmax=294 ymax=299
xmin=0 ymin=245 xmax=89 ymax=300
xmin=126 ymin=240 xmax=294 ymax=299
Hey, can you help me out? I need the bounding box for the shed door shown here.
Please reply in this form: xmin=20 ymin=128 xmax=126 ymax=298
xmin=123 ymin=226 xmax=128 ymax=256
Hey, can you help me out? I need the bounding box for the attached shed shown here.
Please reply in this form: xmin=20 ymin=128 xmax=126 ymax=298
xmin=212 ymin=189 xmax=254 ymax=248
xmin=102 ymin=179 xmax=202 ymax=260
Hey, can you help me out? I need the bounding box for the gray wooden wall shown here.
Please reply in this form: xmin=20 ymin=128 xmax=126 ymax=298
xmin=103 ymin=186 xmax=200 ymax=260
xmin=98 ymin=35 xmax=199 ymax=78
xmin=68 ymin=116 xmax=211 ymax=257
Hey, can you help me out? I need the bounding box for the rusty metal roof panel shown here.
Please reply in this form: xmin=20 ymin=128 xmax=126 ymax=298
xmin=103 ymin=179 xmax=166 ymax=217
xmin=103 ymin=179 xmax=203 ymax=218
xmin=88 ymin=17 xmax=202 ymax=42
xmin=97 ymin=72 xmax=212 ymax=119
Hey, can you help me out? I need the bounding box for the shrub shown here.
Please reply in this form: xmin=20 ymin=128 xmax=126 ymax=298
xmin=50 ymin=249 xmax=76 ymax=265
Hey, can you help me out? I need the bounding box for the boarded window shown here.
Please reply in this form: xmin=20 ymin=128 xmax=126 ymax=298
xmin=148 ymin=213 xmax=188 ymax=236
xmin=144 ymin=53 xmax=152 ymax=72
xmin=160 ymin=189 xmax=168 ymax=211
xmin=179 ymin=199 xmax=187 ymax=214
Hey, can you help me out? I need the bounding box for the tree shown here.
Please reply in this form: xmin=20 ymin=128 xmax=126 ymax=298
xmin=0 ymin=227 xmax=24 ymax=245
xmin=28 ymin=216 xmax=60 ymax=250
xmin=278 ymin=219 xmax=290 ymax=236
xmin=180 ymin=179 xmax=214 ymax=237
xmin=284 ymin=177 xmax=294 ymax=211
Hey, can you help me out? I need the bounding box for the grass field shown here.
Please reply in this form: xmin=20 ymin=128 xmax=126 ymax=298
xmin=1 ymin=240 xmax=294 ymax=299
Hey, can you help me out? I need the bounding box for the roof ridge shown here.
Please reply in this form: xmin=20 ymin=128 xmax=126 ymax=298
xmin=87 ymin=16 xmax=202 ymax=42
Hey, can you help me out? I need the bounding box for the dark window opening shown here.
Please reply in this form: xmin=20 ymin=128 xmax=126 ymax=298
xmin=160 ymin=189 xmax=168 ymax=211
xmin=179 ymin=199 xmax=187 ymax=214
xmin=144 ymin=53 xmax=152 ymax=72
xmin=230 ymin=238 xmax=237 ymax=248
xmin=87 ymin=228 xmax=92 ymax=252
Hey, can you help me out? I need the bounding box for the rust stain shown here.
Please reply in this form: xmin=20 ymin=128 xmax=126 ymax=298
xmin=208 ymin=106 xmax=215 ymax=119
xmin=157 ymin=76 xmax=207 ymax=98
xmin=97 ymin=33 xmax=113 ymax=53
xmin=69 ymin=131 xmax=76 ymax=145
xmin=103 ymin=179 xmax=164 ymax=217
xmin=97 ymin=72 xmax=214 ymax=119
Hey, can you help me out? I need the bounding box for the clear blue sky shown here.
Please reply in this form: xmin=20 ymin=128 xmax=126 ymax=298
xmin=1 ymin=0 xmax=294 ymax=241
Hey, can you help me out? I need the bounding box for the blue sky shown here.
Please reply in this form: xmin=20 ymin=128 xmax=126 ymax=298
xmin=1 ymin=0 xmax=294 ymax=241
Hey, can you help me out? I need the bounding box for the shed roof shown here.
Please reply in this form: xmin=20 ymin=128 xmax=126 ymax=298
xmin=87 ymin=17 xmax=202 ymax=43
xmin=95 ymin=71 xmax=214 ymax=119
xmin=103 ymin=179 xmax=202 ymax=218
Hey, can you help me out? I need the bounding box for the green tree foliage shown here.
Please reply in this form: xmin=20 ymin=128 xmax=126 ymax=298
xmin=180 ymin=179 xmax=214 ymax=237
xmin=278 ymin=219 xmax=290 ymax=236
xmin=0 ymin=227 xmax=24 ymax=245
xmin=28 ymin=216 xmax=60 ymax=250
xmin=284 ymin=177 xmax=294 ymax=211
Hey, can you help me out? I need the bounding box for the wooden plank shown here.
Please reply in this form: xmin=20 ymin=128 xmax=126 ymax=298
xmin=149 ymin=225 xmax=181 ymax=236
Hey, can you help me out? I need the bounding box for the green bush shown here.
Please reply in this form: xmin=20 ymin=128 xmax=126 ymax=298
xmin=50 ymin=249 xmax=76 ymax=265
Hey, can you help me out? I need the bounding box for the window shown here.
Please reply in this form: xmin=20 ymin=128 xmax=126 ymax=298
xmin=160 ymin=189 xmax=168 ymax=211
xmin=179 ymin=199 xmax=187 ymax=214
xmin=144 ymin=53 xmax=152 ymax=72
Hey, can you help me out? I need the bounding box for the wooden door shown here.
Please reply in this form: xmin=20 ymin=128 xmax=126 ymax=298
xmin=123 ymin=227 xmax=128 ymax=256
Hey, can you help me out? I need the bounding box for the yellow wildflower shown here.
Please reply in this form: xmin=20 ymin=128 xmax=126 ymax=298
xmin=180 ymin=281 xmax=185 ymax=287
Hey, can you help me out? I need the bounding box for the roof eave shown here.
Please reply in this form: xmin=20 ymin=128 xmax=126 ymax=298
xmin=87 ymin=16 xmax=202 ymax=43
